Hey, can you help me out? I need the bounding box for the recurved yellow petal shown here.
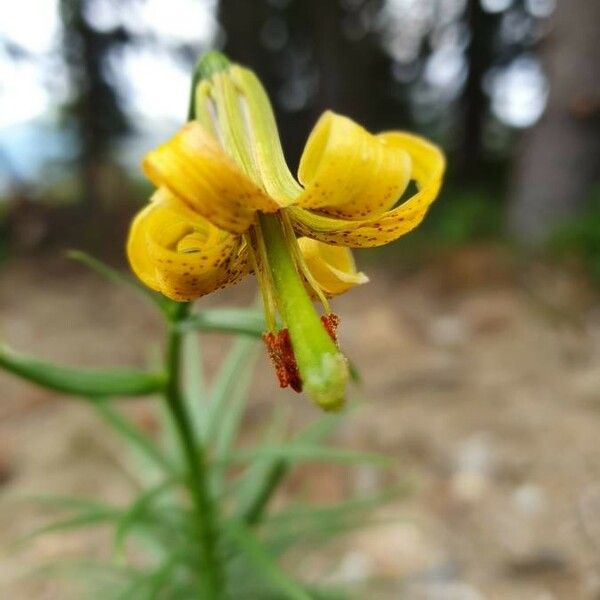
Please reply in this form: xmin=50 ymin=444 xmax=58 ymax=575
xmin=127 ymin=189 xmax=250 ymax=302
xmin=298 ymin=237 xmax=368 ymax=297
xmin=290 ymin=131 xmax=445 ymax=248
xmin=143 ymin=122 xmax=278 ymax=234
xmin=296 ymin=111 xmax=412 ymax=219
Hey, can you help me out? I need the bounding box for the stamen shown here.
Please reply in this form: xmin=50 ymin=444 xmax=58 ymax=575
xmin=245 ymin=230 xmax=276 ymax=332
xmin=263 ymin=330 xmax=302 ymax=393
xmin=321 ymin=313 xmax=340 ymax=344
xmin=280 ymin=212 xmax=332 ymax=314
xmin=262 ymin=314 xmax=340 ymax=395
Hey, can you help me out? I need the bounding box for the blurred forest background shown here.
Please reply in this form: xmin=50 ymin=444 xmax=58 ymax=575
xmin=3 ymin=2 xmax=600 ymax=599
xmin=1 ymin=0 xmax=598 ymax=271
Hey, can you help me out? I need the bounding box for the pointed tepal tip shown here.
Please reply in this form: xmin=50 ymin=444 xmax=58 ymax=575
xmin=198 ymin=50 xmax=232 ymax=79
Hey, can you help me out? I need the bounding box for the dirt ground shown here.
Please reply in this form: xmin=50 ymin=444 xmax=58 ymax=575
xmin=1 ymin=247 xmax=600 ymax=599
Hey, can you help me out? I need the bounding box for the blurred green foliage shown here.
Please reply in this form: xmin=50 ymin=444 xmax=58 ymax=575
xmin=424 ymin=187 xmax=504 ymax=246
xmin=2 ymin=254 xmax=402 ymax=599
xmin=361 ymin=173 xmax=506 ymax=271
xmin=549 ymin=186 xmax=600 ymax=284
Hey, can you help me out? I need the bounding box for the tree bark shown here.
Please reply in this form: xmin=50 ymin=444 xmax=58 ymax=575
xmin=460 ymin=0 xmax=496 ymax=178
xmin=508 ymin=0 xmax=600 ymax=244
xmin=59 ymin=0 xmax=129 ymax=212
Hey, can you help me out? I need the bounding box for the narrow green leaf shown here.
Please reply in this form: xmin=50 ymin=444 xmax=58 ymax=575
xmin=235 ymin=407 xmax=289 ymax=524
xmin=26 ymin=559 xmax=144 ymax=600
xmin=182 ymin=331 xmax=206 ymax=440
xmin=236 ymin=460 xmax=286 ymax=526
xmin=113 ymin=524 xmax=171 ymax=565
xmin=269 ymin=513 xmax=399 ymax=556
xmin=156 ymin=401 xmax=185 ymax=474
xmin=348 ymin=359 xmax=362 ymax=384
xmin=93 ymin=402 xmax=178 ymax=477
xmin=29 ymin=558 xmax=142 ymax=582
xmin=113 ymin=554 xmax=186 ymax=600
xmin=19 ymin=494 xmax=114 ymax=513
xmin=67 ymin=250 xmax=169 ymax=311
xmin=266 ymin=486 xmax=405 ymax=528
xmin=235 ymin=404 xmax=362 ymax=528
xmin=264 ymin=484 xmax=409 ymax=554
xmin=113 ymin=478 xmax=177 ymax=553
xmin=114 ymin=576 xmax=148 ymax=600
xmin=297 ymin=403 xmax=360 ymax=444
xmin=0 ymin=345 xmax=165 ymax=397
xmin=206 ymin=337 xmax=258 ymax=445
xmin=19 ymin=509 xmax=120 ymax=544
xmin=178 ymin=308 xmax=268 ymax=338
xmin=228 ymin=523 xmax=312 ymax=600
xmin=209 ymin=338 xmax=259 ymax=494
xmin=234 ymin=407 xmax=359 ymax=526
xmin=224 ymin=444 xmax=392 ymax=468
xmin=143 ymin=555 xmax=182 ymax=600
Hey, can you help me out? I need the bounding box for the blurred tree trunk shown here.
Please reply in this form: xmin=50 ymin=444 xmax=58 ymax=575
xmin=59 ymin=0 xmax=129 ymax=212
xmin=219 ymin=0 xmax=382 ymax=169
xmin=218 ymin=0 xmax=270 ymax=71
xmin=219 ymin=0 xmax=304 ymax=165
xmin=461 ymin=0 xmax=495 ymax=178
xmin=508 ymin=0 xmax=600 ymax=244
xmin=305 ymin=0 xmax=378 ymax=125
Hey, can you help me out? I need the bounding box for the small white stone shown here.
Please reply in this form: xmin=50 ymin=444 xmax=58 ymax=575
xmin=328 ymin=550 xmax=373 ymax=584
xmin=512 ymin=484 xmax=546 ymax=516
xmin=428 ymin=315 xmax=469 ymax=348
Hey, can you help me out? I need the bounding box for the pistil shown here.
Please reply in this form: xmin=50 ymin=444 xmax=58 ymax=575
xmin=258 ymin=213 xmax=348 ymax=411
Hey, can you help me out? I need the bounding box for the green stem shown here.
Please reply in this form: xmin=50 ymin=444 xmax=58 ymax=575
xmin=240 ymin=460 xmax=287 ymax=525
xmin=165 ymin=302 xmax=224 ymax=598
xmin=258 ymin=213 xmax=348 ymax=411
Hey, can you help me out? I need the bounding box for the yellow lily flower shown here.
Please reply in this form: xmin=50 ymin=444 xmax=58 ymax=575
xmin=127 ymin=51 xmax=445 ymax=411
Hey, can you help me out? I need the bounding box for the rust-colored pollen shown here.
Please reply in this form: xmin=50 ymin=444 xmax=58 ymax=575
xmin=263 ymin=330 xmax=302 ymax=393
xmin=321 ymin=313 xmax=340 ymax=343
xmin=263 ymin=313 xmax=341 ymax=394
